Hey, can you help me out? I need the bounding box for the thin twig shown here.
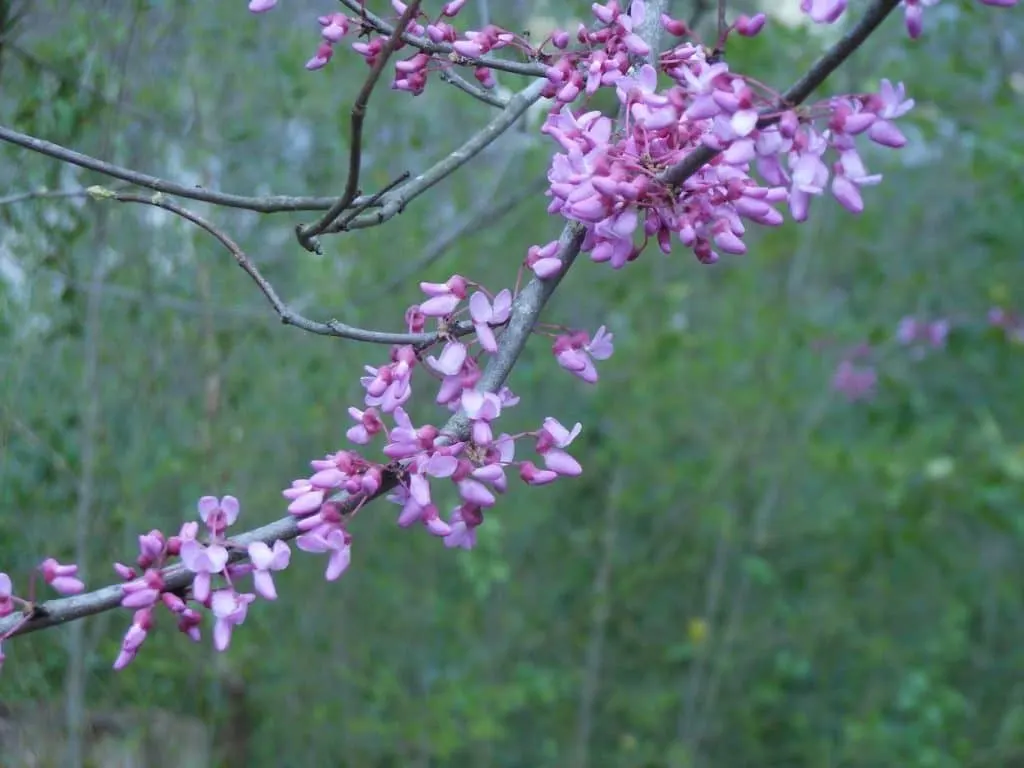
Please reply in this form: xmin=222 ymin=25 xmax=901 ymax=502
xmin=329 ymin=78 xmax=547 ymax=232
xmin=341 ymin=0 xmax=548 ymax=78
xmin=0 ymin=184 xmax=126 ymax=207
xmin=295 ymin=0 xmax=423 ymax=251
xmin=0 ymin=124 xmax=370 ymax=213
xmin=438 ymin=68 xmax=508 ymax=108
xmin=95 ymin=188 xmax=464 ymax=346
xmin=716 ymin=0 xmax=728 ymax=49
xmin=360 ymin=175 xmax=546 ymax=304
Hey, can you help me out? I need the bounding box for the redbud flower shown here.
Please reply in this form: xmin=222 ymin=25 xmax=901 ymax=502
xmin=136 ymin=530 xmax=165 ymax=567
xmin=211 ymin=589 xmax=255 ymax=651
xmin=198 ymin=495 xmax=239 ymax=535
xmin=444 ymin=504 xmax=483 ymax=549
xmin=832 ymin=360 xmax=876 ymax=402
xmin=867 ymin=80 xmax=914 ymax=148
xmin=114 ymin=608 xmax=153 ymax=670
xmin=120 ymin=568 xmax=164 ymax=609
xmin=426 ymin=340 xmax=468 ymax=376
xmin=519 ymin=460 xmax=559 ymax=486
xmin=284 ymin=478 xmax=324 ymax=516
xmin=40 ymin=558 xmax=85 ymax=595
xmin=248 ymin=0 xmax=277 ymax=12
xmin=800 ymin=0 xmax=847 ymax=24
xmin=296 ymin=528 xmax=352 ymax=581
xmin=306 ymin=42 xmax=333 ymax=71
xmin=0 ymin=572 xmax=13 ymax=618
xmin=419 ymin=275 xmax=467 ymax=316
xmin=346 ymin=406 xmax=384 ymax=445
xmin=180 ymin=540 xmax=228 ymax=603
xmin=469 ymin=289 xmax=512 ymax=352
xmin=660 ymin=12 xmax=689 ymax=37
xmin=535 ymin=418 xmax=583 ymax=477
xmin=319 ymin=14 xmax=349 ymax=43
xmin=553 ymin=326 xmax=614 ymax=383
xmin=461 ymin=390 xmax=503 ymax=445
xmin=526 ymin=240 xmax=563 ymax=278
xmin=247 ymin=540 xmax=291 ymax=600
xmin=735 ymin=13 xmax=766 ymax=36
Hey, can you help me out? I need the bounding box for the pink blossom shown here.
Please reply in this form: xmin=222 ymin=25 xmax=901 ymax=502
xmin=832 ymin=360 xmax=877 ymax=402
xmin=180 ymin=540 xmax=228 ymax=603
xmin=469 ymin=289 xmax=512 ymax=352
xmin=535 ymin=418 xmax=583 ymax=477
xmin=247 ymin=541 xmax=291 ymax=600
xmin=0 ymin=573 xmax=13 ymax=618
xmin=296 ymin=528 xmax=352 ymax=581
xmin=553 ymin=326 xmax=614 ymax=383
xmin=444 ymin=504 xmax=483 ymax=549
xmin=120 ymin=568 xmax=164 ymax=609
xmin=735 ymin=13 xmax=766 ymax=36
xmin=867 ymin=80 xmax=914 ymax=148
xmin=800 ymin=0 xmax=847 ymax=24
xmin=113 ymin=608 xmax=153 ymax=670
xmin=346 ymin=406 xmax=384 ymax=445
xmin=461 ymin=390 xmax=503 ymax=445
xmin=211 ymin=589 xmax=255 ymax=651
xmin=197 ymin=495 xmax=239 ymax=535
xmin=526 ymin=240 xmax=563 ymax=278
xmin=39 ymin=558 xmax=85 ymax=595
xmin=248 ymin=0 xmax=277 ymax=12
xmin=306 ymin=42 xmax=333 ymax=71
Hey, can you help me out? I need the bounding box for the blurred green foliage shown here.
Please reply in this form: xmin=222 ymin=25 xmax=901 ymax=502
xmin=2 ymin=1 xmax=1024 ymax=766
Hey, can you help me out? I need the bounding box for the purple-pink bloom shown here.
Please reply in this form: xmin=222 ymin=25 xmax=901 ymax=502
xmin=296 ymin=528 xmax=352 ymax=581
xmin=0 ymin=572 xmax=13 ymax=618
xmin=180 ymin=540 xmax=228 ymax=603
xmin=461 ymin=390 xmax=503 ymax=445
xmin=832 ymin=360 xmax=877 ymax=402
xmin=198 ymin=495 xmax=239 ymax=535
xmin=553 ymin=326 xmax=614 ymax=383
xmin=248 ymin=540 xmax=291 ymax=600
xmin=39 ymin=558 xmax=85 ymax=595
xmin=113 ymin=608 xmax=153 ymax=670
xmin=211 ymin=589 xmax=255 ymax=652
xmin=800 ymin=0 xmax=847 ymax=23
xmin=469 ymin=289 xmax=512 ymax=352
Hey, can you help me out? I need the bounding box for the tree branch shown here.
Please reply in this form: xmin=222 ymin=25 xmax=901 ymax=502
xmin=295 ymin=0 xmax=423 ymax=251
xmin=326 ymin=78 xmax=547 ymax=232
xmin=0 ymin=124 xmax=370 ymax=213
xmin=437 ymin=68 xmax=508 ymax=108
xmin=95 ymin=189 xmax=467 ymax=346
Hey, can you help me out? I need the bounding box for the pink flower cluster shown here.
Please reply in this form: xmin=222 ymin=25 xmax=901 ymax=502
xmin=281 ymin=276 xmax=609 ymax=556
xmin=831 ymin=306 xmax=1023 ymax=403
xmin=0 ymin=558 xmax=85 ymax=668
xmin=108 ymin=495 xmax=290 ymax=669
xmin=536 ymin=21 xmax=916 ymax=269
